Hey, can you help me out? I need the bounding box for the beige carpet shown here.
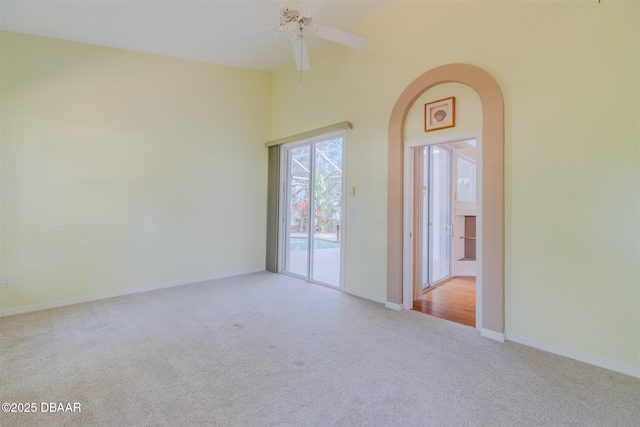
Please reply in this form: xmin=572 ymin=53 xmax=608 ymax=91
xmin=1 ymin=272 xmax=639 ymax=426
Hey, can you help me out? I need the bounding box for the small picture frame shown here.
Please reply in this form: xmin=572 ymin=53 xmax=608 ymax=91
xmin=424 ymin=96 xmax=456 ymax=132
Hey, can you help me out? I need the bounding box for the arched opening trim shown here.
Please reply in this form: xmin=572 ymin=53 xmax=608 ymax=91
xmin=387 ymin=63 xmax=505 ymax=335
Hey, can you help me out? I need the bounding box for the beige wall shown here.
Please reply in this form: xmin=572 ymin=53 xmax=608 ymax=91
xmin=0 ymin=31 xmax=272 ymax=311
xmin=271 ymin=1 xmax=639 ymax=373
xmin=1 ymin=0 xmax=638 ymax=376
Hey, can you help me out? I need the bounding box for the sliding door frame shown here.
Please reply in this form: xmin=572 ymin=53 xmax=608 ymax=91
xmin=277 ymin=130 xmax=347 ymax=290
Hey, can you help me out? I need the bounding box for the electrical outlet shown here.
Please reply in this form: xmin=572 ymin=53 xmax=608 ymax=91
xmin=240 ymin=250 xmax=246 ymax=259
xmin=366 ymin=268 xmax=372 ymax=278
xmin=1 ymin=277 xmax=13 ymax=288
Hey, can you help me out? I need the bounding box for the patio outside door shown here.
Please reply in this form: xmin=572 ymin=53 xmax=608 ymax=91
xmin=282 ymin=135 xmax=344 ymax=288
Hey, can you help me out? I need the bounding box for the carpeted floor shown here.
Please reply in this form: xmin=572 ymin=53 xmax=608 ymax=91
xmin=1 ymin=272 xmax=639 ymax=426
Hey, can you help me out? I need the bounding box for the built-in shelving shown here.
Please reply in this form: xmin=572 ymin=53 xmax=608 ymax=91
xmin=459 ymin=215 xmax=476 ymax=261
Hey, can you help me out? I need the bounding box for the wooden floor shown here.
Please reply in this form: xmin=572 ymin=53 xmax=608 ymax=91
xmin=412 ymin=276 xmax=476 ymax=327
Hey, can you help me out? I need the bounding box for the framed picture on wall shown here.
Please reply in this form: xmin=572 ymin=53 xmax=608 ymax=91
xmin=424 ymin=96 xmax=456 ymax=132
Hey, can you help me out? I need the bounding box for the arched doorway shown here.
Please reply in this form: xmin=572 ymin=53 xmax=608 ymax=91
xmin=387 ymin=63 xmax=505 ymax=339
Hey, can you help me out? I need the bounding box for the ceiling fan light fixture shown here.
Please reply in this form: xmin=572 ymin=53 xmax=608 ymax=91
xmin=287 ymin=21 xmax=302 ymax=34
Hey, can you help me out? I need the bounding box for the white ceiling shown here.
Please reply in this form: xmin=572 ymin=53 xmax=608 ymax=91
xmin=0 ymin=0 xmax=396 ymax=71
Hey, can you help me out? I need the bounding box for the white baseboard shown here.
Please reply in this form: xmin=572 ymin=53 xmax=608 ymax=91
xmin=481 ymin=328 xmax=506 ymax=342
xmin=0 ymin=269 xmax=263 ymax=318
xmin=342 ymin=287 xmax=400 ymax=310
xmin=506 ymin=332 xmax=640 ymax=378
xmin=385 ymin=301 xmax=403 ymax=311
xmin=344 ymin=288 xmax=386 ymax=305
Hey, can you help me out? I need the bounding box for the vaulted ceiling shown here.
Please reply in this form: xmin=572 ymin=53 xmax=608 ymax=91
xmin=0 ymin=0 xmax=396 ymax=71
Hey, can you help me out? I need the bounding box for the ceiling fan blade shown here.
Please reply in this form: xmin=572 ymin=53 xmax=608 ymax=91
xmin=268 ymin=0 xmax=284 ymax=11
xmin=298 ymin=1 xmax=325 ymax=17
xmin=311 ymin=25 xmax=368 ymax=50
xmin=291 ymin=35 xmax=310 ymax=71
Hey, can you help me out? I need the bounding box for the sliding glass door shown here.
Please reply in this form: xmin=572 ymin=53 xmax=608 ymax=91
xmin=428 ymin=145 xmax=452 ymax=285
xmin=282 ymin=135 xmax=343 ymax=287
xmin=285 ymin=145 xmax=311 ymax=277
xmin=421 ymin=145 xmax=452 ymax=290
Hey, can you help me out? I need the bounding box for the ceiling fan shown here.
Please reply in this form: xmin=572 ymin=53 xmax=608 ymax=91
xmin=238 ymin=1 xmax=368 ymax=72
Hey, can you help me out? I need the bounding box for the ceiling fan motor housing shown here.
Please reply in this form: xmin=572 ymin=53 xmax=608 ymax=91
xmin=280 ymin=7 xmax=311 ymax=34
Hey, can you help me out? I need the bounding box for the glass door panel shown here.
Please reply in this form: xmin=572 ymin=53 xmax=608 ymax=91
xmin=421 ymin=147 xmax=430 ymax=287
xmin=421 ymin=145 xmax=452 ymax=290
xmin=285 ymin=145 xmax=311 ymax=277
xmin=310 ymin=138 xmax=343 ymax=286
xmin=429 ymin=146 xmax=452 ymax=284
